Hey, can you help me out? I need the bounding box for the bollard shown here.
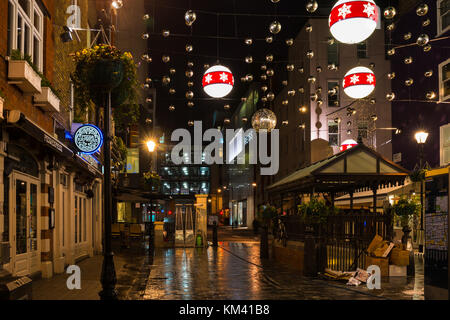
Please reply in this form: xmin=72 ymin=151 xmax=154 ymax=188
xmin=148 ymin=221 xmax=154 ymax=254
xmin=212 ymin=221 xmax=218 ymax=247
xmin=260 ymin=226 xmax=269 ymax=259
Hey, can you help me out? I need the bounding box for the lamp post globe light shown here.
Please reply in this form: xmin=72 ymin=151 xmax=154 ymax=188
xmin=415 ymin=130 xmax=428 ymax=253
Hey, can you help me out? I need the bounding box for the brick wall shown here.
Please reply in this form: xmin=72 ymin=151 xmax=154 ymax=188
xmin=0 ymin=0 xmax=55 ymax=134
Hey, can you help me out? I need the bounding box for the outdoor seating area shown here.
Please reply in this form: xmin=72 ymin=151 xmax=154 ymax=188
xmin=112 ymin=223 xmax=145 ymax=240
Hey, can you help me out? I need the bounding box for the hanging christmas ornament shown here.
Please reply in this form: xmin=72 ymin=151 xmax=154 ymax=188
xmin=416 ymin=34 xmax=429 ymax=46
xmin=188 ymin=120 xmax=194 ymax=127
xmin=146 ymin=97 xmax=153 ymax=103
xmin=266 ymin=54 xmax=274 ymax=62
xmin=246 ymin=74 xmax=254 ymax=82
xmin=307 ymin=76 xmax=316 ymax=84
xmin=245 ymin=38 xmax=253 ymax=45
xmin=185 ymin=70 xmax=194 ymax=78
xmin=261 ymin=75 xmax=268 ymax=81
xmin=306 ymin=24 xmax=313 ymax=32
xmin=169 ymin=105 xmax=176 ymax=111
xmin=187 ymin=101 xmax=195 ymax=108
xmin=271 ymin=0 xmax=280 ymax=3
xmin=342 ymin=66 xmax=376 ymax=99
xmin=370 ymin=98 xmax=376 ymax=104
xmin=386 ymin=92 xmax=395 ymax=101
xmin=423 ymin=44 xmax=431 ymax=52
xmin=299 ymin=106 xmax=308 ymax=113
xmin=162 ymin=55 xmax=170 ymax=63
xmin=282 ymin=120 xmax=289 ymax=126
xmin=224 ymin=104 xmax=231 ymax=110
xmin=422 ymin=19 xmax=431 ymax=27
xmin=316 ymin=66 xmax=323 ymax=73
xmin=298 ymin=67 xmax=305 ymax=73
xmin=306 ymin=50 xmax=314 ymax=59
xmin=245 ymin=56 xmax=253 ymax=64
xmin=404 ymin=56 xmax=413 ymax=64
xmin=266 ymin=69 xmax=275 ymax=77
xmin=327 ymin=37 xmax=335 ymax=45
xmin=282 ymin=80 xmax=289 ymax=86
xmin=261 ymin=96 xmax=268 ymax=103
xmin=203 ymin=64 xmax=210 ymax=69
xmin=286 ymin=38 xmax=294 ymax=46
xmin=340 ymin=139 xmax=358 ymax=151
xmin=266 ymin=36 xmax=274 ymax=43
xmin=403 ymin=32 xmax=412 ymax=40
xmin=416 ymin=4 xmax=428 ymax=16
xmin=143 ymin=14 xmax=150 ymax=21
xmin=386 ymin=23 xmax=395 ymax=31
xmin=141 ymin=54 xmax=152 ymax=62
xmin=162 ymin=30 xmax=170 ymax=37
xmin=371 ymin=114 xmax=378 ymax=121
xmin=224 ymin=118 xmax=231 ymax=125
xmin=186 ymin=91 xmax=194 ymax=99
xmin=261 ymin=65 xmax=268 ymax=71
xmin=162 ymin=76 xmax=171 ymax=86
xmin=426 ymin=91 xmax=436 ymax=100
xmin=187 ymin=61 xmax=194 ymax=68
xmin=329 ymin=0 xmax=378 ymax=44
xmin=169 ymin=88 xmax=176 ymax=94
xmin=261 ymin=85 xmax=268 ymax=92
xmin=185 ymin=44 xmax=193 ymax=52
xmin=299 ymin=123 xmax=306 ymax=129
xmin=282 ymin=100 xmax=289 ymax=106
xmin=369 ymin=62 xmax=375 ymax=69
xmin=187 ymin=81 xmax=194 ymax=87
xmin=142 ymin=84 xmax=150 ymax=89
xmin=387 ymin=48 xmax=396 ymax=56
xmin=299 ymin=87 xmax=305 ymax=93
xmin=242 ymin=117 xmax=248 ymax=123
xmin=287 ymin=64 xmax=295 ymax=72
xmin=347 ymin=121 xmax=352 ymax=126
xmin=317 ymin=99 xmax=324 ymax=106
xmin=202 ymin=65 xmax=234 ymax=98
xmin=269 ymin=21 xmax=282 ymax=34
xmin=169 ymin=68 xmax=176 ymax=75
xmin=251 ymin=108 xmax=277 ymax=132
xmin=267 ymin=92 xmax=275 ymax=101
xmin=405 ymin=78 xmax=414 ymax=86
xmin=387 ymin=72 xmax=396 ymax=80
xmin=306 ymin=0 xmax=319 ymax=13
xmin=383 ymin=6 xmax=396 ymax=19
xmin=424 ymin=70 xmax=433 ymax=77
xmin=185 ymin=10 xmax=197 ymax=26
xmin=142 ymin=33 xmax=149 ymax=40
xmin=334 ymin=117 xmax=341 ymax=124
xmin=310 ymin=93 xmax=318 ymax=101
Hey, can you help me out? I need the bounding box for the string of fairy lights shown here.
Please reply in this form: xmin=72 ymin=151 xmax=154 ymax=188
xmin=138 ymin=0 xmax=447 ymax=138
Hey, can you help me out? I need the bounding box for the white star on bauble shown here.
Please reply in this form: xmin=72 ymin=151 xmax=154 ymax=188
xmin=350 ymin=74 xmax=360 ymax=84
xmin=220 ymin=73 xmax=228 ymax=82
xmin=367 ymin=74 xmax=375 ymax=84
xmin=338 ymin=4 xmax=352 ymax=19
xmin=343 ymin=79 xmax=346 ymax=87
xmin=205 ymin=74 xmax=213 ymax=83
xmin=363 ymin=4 xmax=375 ymax=17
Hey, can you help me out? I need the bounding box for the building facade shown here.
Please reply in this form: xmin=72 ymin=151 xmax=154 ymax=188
xmin=391 ymin=0 xmax=450 ymax=170
xmin=0 ymin=0 xmax=106 ymax=279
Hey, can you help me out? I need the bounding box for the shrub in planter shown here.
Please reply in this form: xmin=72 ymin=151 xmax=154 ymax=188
xmin=298 ymin=198 xmax=339 ymax=225
xmin=392 ymin=198 xmax=420 ymax=227
xmin=256 ymin=205 xmax=277 ymax=227
xmin=143 ymin=171 xmax=161 ymax=191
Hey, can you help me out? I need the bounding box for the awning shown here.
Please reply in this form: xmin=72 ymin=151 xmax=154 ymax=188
xmin=267 ymin=144 xmax=410 ymax=195
xmin=334 ymin=183 xmax=412 ymax=205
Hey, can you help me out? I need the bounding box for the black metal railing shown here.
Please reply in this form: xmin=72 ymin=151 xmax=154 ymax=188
xmin=282 ymin=210 xmax=393 ymax=271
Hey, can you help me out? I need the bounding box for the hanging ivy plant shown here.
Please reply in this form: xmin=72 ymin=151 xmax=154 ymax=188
xmin=257 ymin=205 xmax=278 ymax=227
xmin=392 ymin=198 xmax=420 ymax=227
xmin=410 ymin=168 xmax=427 ymax=182
xmin=298 ymin=198 xmax=340 ymax=224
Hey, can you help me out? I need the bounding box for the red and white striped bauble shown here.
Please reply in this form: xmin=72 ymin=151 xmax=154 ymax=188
xmin=329 ymin=0 xmax=379 ymax=44
xmin=343 ymin=66 xmax=376 ymax=99
xmin=340 ymin=139 xmax=358 ymax=152
xmin=202 ymin=65 xmax=234 ymax=98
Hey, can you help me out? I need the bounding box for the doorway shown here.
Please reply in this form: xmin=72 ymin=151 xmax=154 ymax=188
xmin=9 ymin=171 xmax=40 ymax=276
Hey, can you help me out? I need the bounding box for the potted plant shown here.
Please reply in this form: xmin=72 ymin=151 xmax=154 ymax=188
xmin=34 ymin=75 xmax=61 ymax=112
xmin=71 ymin=44 xmax=139 ymax=108
xmin=392 ymin=198 xmax=420 ymax=246
xmin=8 ymin=50 xmax=42 ymax=93
xmin=298 ymin=198 xmax=334 ymax=226
xmin=257 ymin=204 xmax=277 ymax=259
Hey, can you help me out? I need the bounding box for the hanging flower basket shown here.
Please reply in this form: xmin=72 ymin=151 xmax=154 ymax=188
xmin=71 ymin=45 xmax=139 ymax=108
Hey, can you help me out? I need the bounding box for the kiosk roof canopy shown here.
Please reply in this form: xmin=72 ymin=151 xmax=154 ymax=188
xmin=268 ymin=144 xmax=410 ymax=194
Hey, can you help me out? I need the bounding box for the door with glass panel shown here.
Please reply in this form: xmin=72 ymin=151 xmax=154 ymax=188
xmin=9 ymin=172 xmax=40 ymax=276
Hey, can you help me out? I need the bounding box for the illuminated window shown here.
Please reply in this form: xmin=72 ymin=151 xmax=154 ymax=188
xmin=328 ymin=120 xmax=339 ymax=146
xmin=438 ymin=0 xmax=450 ymax=35
xmin=439 ymin=58 xmax=450 ymax=101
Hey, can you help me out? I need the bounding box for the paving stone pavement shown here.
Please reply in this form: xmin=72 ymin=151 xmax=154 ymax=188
xmin=141 ymin=242 xmax=424 ymax=300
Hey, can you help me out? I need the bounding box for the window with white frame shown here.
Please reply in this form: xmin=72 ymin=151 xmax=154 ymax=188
xmin=440 ymin=123 xmax=450 ymax=166
xmin=437 ymin=0 xmax=450 ymax=35
xmin=357 ymin=41 xmax=368 ymax=59
xmin=439 ymin=58 xmax=450 ymax=101
xmin=7 ymin=0 xmax=44 ymax=72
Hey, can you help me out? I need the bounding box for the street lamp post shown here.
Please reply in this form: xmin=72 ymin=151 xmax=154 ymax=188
xmin=146 ymin=139 xmax=157 ymax=254
xmin=415 ymin=131 xmax=428 ymax=254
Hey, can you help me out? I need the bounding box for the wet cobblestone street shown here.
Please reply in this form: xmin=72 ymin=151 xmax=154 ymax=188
xmin=141 ymin=242 xmax=424 ymax=300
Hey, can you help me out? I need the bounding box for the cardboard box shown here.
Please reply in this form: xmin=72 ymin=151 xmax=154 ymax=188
xmin=390 ymin=248 xmax=410 ymax=266
xmin=367 ymin=235 xmax=384 ymax=255
xmin=365 ymin=256 xmax=389 ymax=277
xmin=389 ymin=265 xmax=407 ymax=277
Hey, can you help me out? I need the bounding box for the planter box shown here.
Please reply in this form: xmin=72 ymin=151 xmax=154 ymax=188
xmin=8 ymin=60 xmax=41 ymax=94
xmin=34 ymin=87 xmax=60 ymax=112
xmin=0 ymin=97 xmax=4 ymax=119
